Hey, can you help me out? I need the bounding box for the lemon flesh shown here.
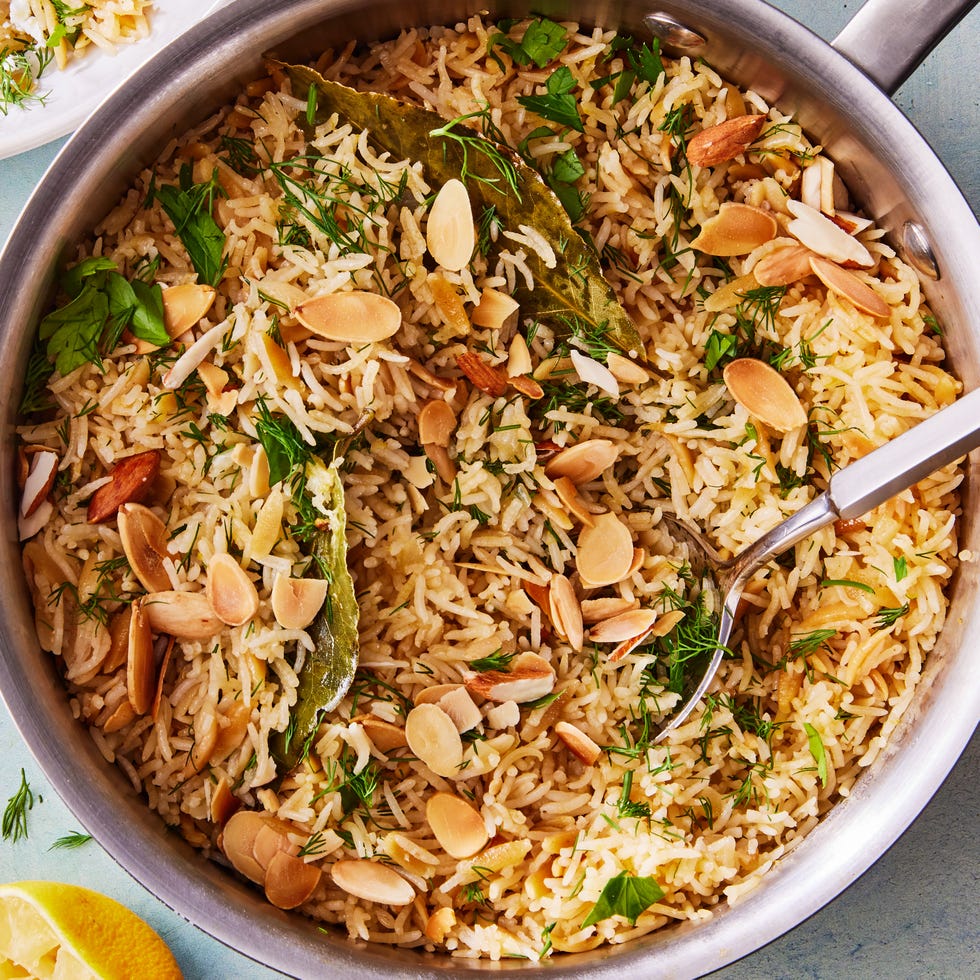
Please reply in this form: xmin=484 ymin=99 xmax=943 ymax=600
xmin=0 ymin=881 xmax=182 ymax=980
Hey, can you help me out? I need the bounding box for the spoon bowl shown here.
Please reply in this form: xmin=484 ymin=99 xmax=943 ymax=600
xmin=655 ymin=385 xmax=980 ymax=741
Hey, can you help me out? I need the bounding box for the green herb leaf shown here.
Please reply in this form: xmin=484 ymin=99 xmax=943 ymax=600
xmin=704 ymin=330 xmax=739 ymax=371
xmin=50 ymin=830 xmax=92 ymax=850
xmin=254 ymin=397 xmax=315 ymax=487
xmin=129 ymin=279 xmax=168 ymax=346
xmin=271 ymin=459 xmax=359 ymax=770
xmin=820 ymin=578 xmax=876 ymax=595
xmin=893 ymin=556 xmax=908 ymax=582
xmin=470 ymin=649 xmax=517 ymax=672
xmin=2 ymin=769 xmax=34 ymax=842
xmin=517 ymin=66 xmax=584 ymax=133
xmin=631 ymin=41 xmax=665 ymax=86
xmin=803 ymin=722 xmax=828 ymax=787
xmin=582 ymin=871 xmax=664 ymax=928
xmin=38 ymin=286 xmax=109 ymax=375
xmin=284 ymin=63 xmax=641 ymax=356
xmin=790 ymin=628 xmax=837 ymax=655
xmin=154 ymin=174 xmax=226 ymax=287
xmin=487 ymin=17 xmax=568 ymax=70
xmin=874 ymin=602 xmax=909 ymax=631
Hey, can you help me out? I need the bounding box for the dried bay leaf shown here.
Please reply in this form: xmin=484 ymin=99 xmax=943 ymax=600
xmin=280 ymin=62 xmax=642 ymax=357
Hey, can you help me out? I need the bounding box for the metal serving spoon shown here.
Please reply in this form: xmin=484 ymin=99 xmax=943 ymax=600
xmin=655 ymin=385 xmax=980 ymax=741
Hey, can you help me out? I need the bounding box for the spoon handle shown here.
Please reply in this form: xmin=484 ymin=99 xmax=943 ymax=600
xmin=829 ymin=386 xmax=980 ymax=521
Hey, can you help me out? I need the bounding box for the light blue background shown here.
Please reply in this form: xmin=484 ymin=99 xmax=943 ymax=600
xmin=1 ymin=3 xmax=977 ymax=978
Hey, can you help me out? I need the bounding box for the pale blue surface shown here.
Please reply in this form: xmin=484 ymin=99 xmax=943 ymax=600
xmin=0 ymin=3 xmax=977 ymax=978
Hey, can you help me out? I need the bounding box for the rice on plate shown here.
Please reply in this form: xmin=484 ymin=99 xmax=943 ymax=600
xmin=15 ymin=13 xmax=963 ymax=961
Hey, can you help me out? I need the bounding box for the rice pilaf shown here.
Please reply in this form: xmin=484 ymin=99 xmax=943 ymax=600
xmin=16 ymin=15 xmax=963 ymax=960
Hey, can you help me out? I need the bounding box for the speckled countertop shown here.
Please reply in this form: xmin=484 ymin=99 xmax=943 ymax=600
xmin=1 ymin=2 xmax=977 ymax=978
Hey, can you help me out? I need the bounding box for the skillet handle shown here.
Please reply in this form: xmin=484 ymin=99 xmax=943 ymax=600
xmin=833 ymin=0 xmax=978 ymax=94
xmin=829 ymin=386 xmax=980 ymax=520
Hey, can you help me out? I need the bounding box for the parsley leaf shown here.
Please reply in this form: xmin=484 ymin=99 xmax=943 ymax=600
xmin=154 ymin=167 xmax=227 ymax=287
xmin=517 ymin=66 xmax=584 ymax=133
xmin=803 ymin=722 xmax=828 ymax=787
xmin=254 ymin=397 xmax=314 ymax=487
xmin=893 ymin=556 xmax=908 ymax=582
xmin=488 ymin=17 xmax=568 ymax=70
xmin=582 ymin=871 xmax=664 ymax=927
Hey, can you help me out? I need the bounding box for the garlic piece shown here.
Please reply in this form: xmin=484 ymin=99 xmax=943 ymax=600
xmin=405 ymin=703 xmax=464 ymax=777
xmin=206 ymin=553 xmax=259 ymax=627
xmin=426 ymin=178 xmax=475 ymax=271
xmin=427 ymin=793 xmax=489 ymax=858
xmin=331 ymin=860 xmax=415 ymax=906
xmin=723 ymin=358 xmax=808 ymax=433
xmin=271 ymin=574 xmax=328 ymax=629
xmin=293 ymin=291 xmax=402 ymax=344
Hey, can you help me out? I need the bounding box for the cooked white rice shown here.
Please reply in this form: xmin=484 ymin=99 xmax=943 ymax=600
xmin=17 ymin=15 xmax=963 ymax=961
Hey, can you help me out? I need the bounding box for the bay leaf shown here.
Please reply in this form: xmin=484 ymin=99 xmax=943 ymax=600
xmin=280 ymin=62 xmax=642 ymax=357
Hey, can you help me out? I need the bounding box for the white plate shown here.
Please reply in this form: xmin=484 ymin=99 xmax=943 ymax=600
xmin=0 ymin=0 xmax=231 ymax=160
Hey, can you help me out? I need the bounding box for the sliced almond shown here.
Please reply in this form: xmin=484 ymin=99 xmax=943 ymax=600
xmin=162 ymin=283 xmax=217 ymax=338
xmin=425 ymin=906 xmax=457 ymax=944
xmin=332 ymin=859 xmax=415 ymax=906
xmin=524 ymin=581 xmax=551 ymax=619
xmin=809 ymin=256 xmax=890 ymax=319
xmin=250 ymin=488 xmax=284 ymax=559
xmin=830 ymin=210 xmax=873 ymax=235
xmin=426 ymin=178 xmax=475 ymax=271
xmin=206 ymin=553 xmax=259 ymax=627
xmin=651 ymin=608 xmax=687 ymax=637
xmin=265 ymin=850 xmax=322 ymax=910
xmin=703 ymin=273 xmax=758 ymax=314
xmin=553 ymin=476 xmax=597 ymax=528
xmin=20 ymin=451 xmax=58 ymax=519
xmin=549 ymin=573 xmax=583 ymax=652
xmin=691 ymin=203 xmax=778 ymax=256
xmin=786 ymin=199 xmax=873 ymax=267
xmin=437 ymin=687 xmax=483 ymax=734
xmin=212 ymin=698 xmax=251 ymax=763
xmin=87 ymin=449 xmax=161 ymax=523
xmin=473 ymin=288 xmax=520 ymax=331
xmin=407 ymin=357 xmax=455 ymax=392
xmin=576 ymin=513 xmax=634 ymax=587
xmin=723 ymin=358 xmax=808 ymax=433
xmin=118 ymin=502 xmax=172 ymax=593
xmin=103 ymin=698 xmax=136 ymax=733
xmin=220 ymin=811 xmax=274 ymax=884
xmin=418 ymin=399 xmax=457 ymax=447
xmin=463 ymin=652 xmax=555 ymax=704
xmin=581 ymin=596 xmax=639 ymax=623
xmin=189 ymin=701 xmax=219 ymax=773
xmin=554 ymin=721 xmax=602 ymax=765
xmin=427 ymin=793 xmax=489 ymax=858
xmin=355 ymin=715 xmax=407 ymax=753
xmin=510 ymin=374 xmax=544 ymax=400
xmin=126 ymin=598 xmax=156 ymax=715
xmin=405 ymin=703 xmax=464 ymax=777
xmin=605 ymin=351 xmax=649 ymax=385
xmin=461 ymin=839 xmax=531 ymax=880
xmin=150 ymin=636 xmax=175 ymax=721
xmin=271 ymin=575 xmax=328 ymax=629
xmin=423 ymin=443 xmax=456 ymax=484
xmin=252 ymin=820 xmax=296 ymax=870
xmin=197 ymin=360 xmax=229 ymax=399
xmin=210 ymin=776 xmax=241 ymax=827
xmin=455 ymin=351 xmax=508 ymax=397
xmin=143 ymin=590 xmax=223 ymax=640
xmin=506 ymin=333 xmax=533 ymax=377
xmin=293 ymin=291 xmax=402 ymax=344
xmin=103 ymin=607 xmax=132 ymax=673
xmin=544 ymin=439 xmax=619 ymax=485
xmin=249 ymin=445 xmax=271 ymax=498
xmin=414 ymin=683 xmax=467 ymax=706
xmin=570 ymin=350 xmax=620 ymax=398
xmin=687 ymin=114 xmax=767 ymax=167
xmin=486 ymin=700 xmax=520 ymax=729
xmin=608 ymin=624 xmax=658 ymax=663
xmin=753 ymin=244 xmax=816 ymax=287
xmin=588 ymin=608 xmax=660 ymax=644
xmin=627 ymin=547 xmax=645 ymax=576
xmin=257 ymin=331 xmax=301 ymax=391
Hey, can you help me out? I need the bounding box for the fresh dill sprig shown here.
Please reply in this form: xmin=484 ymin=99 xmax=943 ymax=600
xmin=0 ymin=45 xmax=52 ymax=115
xmin=50 ymin=830 xmax=92 ymax=850
xmin=616 ymin=769 xmax=652 ymax=820
xmin=874 ymin=602 xmax=910 ymax=631
xmin=470 ymin=649 xmax=517 ymax=672
xmin=429 ymin=109 xmax=522 ymax=201
xmin=2 ymin=769 xmax=35 ymax=842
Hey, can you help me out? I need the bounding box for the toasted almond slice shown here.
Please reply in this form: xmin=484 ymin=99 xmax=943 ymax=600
xmin=800 ymin=160 xmax=822 ymax=211
xmin=544 ymin=439 xmax=619 ymax=485
xmin=462 ymin=839 xmax=532 ymax=880
xmin=425 ymin=906 xmax=457 ymax=944
xmin=271 ymin=575 xmax=328 ymax=630
xmin=418 ymin=399 xmax=457 ymax=446
xmin=581 ymin=596 xmax=639 ymax=623
xmin=87 ymin=449 xmax=162 ymax=523
xmin=702 ymin=273 xmax=758 ymax=314
xmin=427 ymin=793 xmax=489 ymax=858
xmin=206 ymin=553 xmax=259 ymax=627
xmin=251 ymin=487 xmax=284 ymax=559
xmin=809 ymin=256 xmax=890 ymax=319
xmin=212 ymin=698 xmax=251 ymax=763
xmin=486 ymin=700 xmax=520 ymax=729
xmin=405 ymin=703 xmax=464 ymax=777
xmin=210 ymin=776 xmax=240 ymax=827
xmin=249 ymin=445 xmax=271 ymax=498
xmin=786 ymin=199 xmax=873 ymax=267
xmin=532 ymin=354 xmax=574 ymax=381
xmin=651 ymin=608 xmax=687 ymax=638
xmin=753 ymin=244 xmax=816 ymax=287
xmin=553 ymin=476 xmax=597 ymax=528
xmin=576 ymin=513 xmax=634 ymax=587
xmin=506 ymin=333 xmax=533 ymax=377
xmin=257 ymin=331 xmax=301 ymax=391
xmin=20 ymin=451 xmax=58 ymax=519
xmin=265 ymin=850 xmax=323 ymax=910
xmin=437 ymin=687 xmax=483 ymax=734
xmin=549 ymin=573 xmax=583 ymax=651
xmin=588 ymin=608 xmax=660 ymax=644
xmin=415 ymin=683 xmax=467 ymax=706
xmin=510 ymin=374 xmax=544 ymax=399
xmin=407 ymin=357 xmax=455 ymax=393
xmin=118 ymin=502 xmax=172 ymax=593
xmin=150 ymin=636 xmax=174 ymax=721
xmin=609 ymin=623 xmax=658 ymax=662
xmin=380 ymin=832 xmax=439 ymax=877
xmin=830 ymin=210 xmax=873 ymax=235
xmin=691 ymin=203 xmax=778 ymax=256
xmin=293 ymin=291 xmax=402 ymax=344
xmin=189 ymin=701 xmax=219 ymax=773
xmin=723 ymin=358 xmax=808 ymax=433
xmin=197 ymin=361 xmax=229 ymax=399
xmin=524 ymin=581 xmax=551 ymax=619
xmin=605 ymin=351 xmax=649 ymax=385
xmin=355 ymin=715 xmax=407 ymax=753
xmin=103 ymin=607 xmax=133 ymax=673
xmin=687 ymin=114 xmax=767 ymax=167
xmin=144 ymin=590 xmax=223 ymax=640
xmin=103 ymin=698 xmax=136 ymax=733
xmin=554 ymin=721 xmax=602 ymax=765
xmin=426 ymin=178 xmax=475 ymax=271
xmin=332 ymin=859 xmax=415 ymax=906
xmin=423 ymin=443 xmax=457 ymax=483
xmin=220 ymin=811 xmax=270 ymax=884
xmin=252 ymin=820 xmax=295 ymax=870
xmin=463 ymin=653 xmax=555 ymax=704
xmin=127 ymin=598 xmax=156 ymax=715
xmin=473 ymin=288 xmax=520 ymax=331
xmin=455 ymin=351 xmax=508 ymax=397
xmin=163 ymin=283 xmax=217 ymax=338
xmin=627 ymin=547 xmax=645 ymax=577
xmin=570 ymin=350 xmax=620 ymax=398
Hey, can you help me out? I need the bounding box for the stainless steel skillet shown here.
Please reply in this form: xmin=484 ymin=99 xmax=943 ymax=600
xmin=0 ymin=1 xmax=976 ymax=978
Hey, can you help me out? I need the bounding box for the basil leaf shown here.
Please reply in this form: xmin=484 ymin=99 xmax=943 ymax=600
xmin=39 ymin=285 xmax=108 ymax=375
xmin=582 ymin=872 xmax=664 ymax=928
xmin=284 ymin=64 xmax=642 ymax=356
xmin=804 ymin=722 xmax=828 ymax=787
xmin=517 ymin=66 xmax=584 ymax=133
xmin=271 ymin=459 xmax=359 ymax=770
xmin=129 ymin=279 xmax=168 ymax=347
xmin=155 ymin=181 xmax=226 ymax=287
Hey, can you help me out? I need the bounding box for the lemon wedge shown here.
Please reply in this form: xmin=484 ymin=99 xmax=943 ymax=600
xmin=0 ymin=880 xmax=182 ymax=979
